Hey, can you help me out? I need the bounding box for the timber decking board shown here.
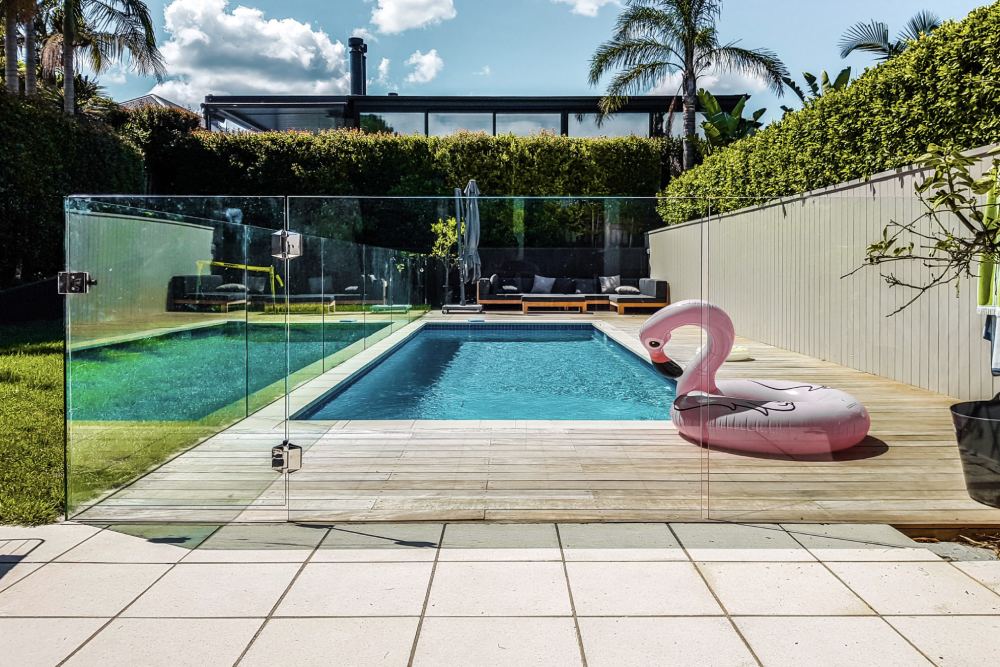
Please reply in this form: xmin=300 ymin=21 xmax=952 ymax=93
xmin=71 ymin=311 xmax=1000 ymax=525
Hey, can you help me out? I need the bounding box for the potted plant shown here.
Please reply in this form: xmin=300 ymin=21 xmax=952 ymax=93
xmin=856 ymin=144 xmax=1000 ymax=507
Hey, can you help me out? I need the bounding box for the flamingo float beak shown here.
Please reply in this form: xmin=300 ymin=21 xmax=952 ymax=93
xmin=648 ymin=346 xmax=684 ymax=379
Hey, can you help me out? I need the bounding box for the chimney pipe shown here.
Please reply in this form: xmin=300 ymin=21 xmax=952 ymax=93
xmin=348 ymin=37 xmax=367 ymax=96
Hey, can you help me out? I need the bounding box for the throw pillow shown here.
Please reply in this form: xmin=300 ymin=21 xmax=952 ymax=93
xmin=501 ymin=285 xmax=519 ymax=292
xmin=615 ymin=285 xmax=640 ymax=295
xmin=553 ymin=277 xmax=575 ymax=294
xmin=599 ymin=275 xmax=621 ymax=294
xmin=530 ymin=275 xmax=557 ymax=294
xmin=489 ymin=273 xmax=501 ymax=293
xmin=216 ymin=283 xmax=247 ymax=292
xmin=343 ymin=285 xmax=359 ymax=293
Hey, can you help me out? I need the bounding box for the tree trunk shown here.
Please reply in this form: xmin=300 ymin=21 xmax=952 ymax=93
xmin=62 ymin=1 xmax=73 ymax=114
xmin=3 ymin=5 xmax=18 ymax=94
xmin=24 ymin=15 xmax=35 ymax=96
xmin=681 ymin=73 xmax=697 ymax=171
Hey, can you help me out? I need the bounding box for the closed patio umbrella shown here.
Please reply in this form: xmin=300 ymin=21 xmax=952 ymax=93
xmin=443 ymin=180 xmax=484 ymax=314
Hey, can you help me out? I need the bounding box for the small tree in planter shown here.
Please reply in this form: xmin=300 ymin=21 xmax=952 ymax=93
xmin=852 ymin=143 xmax=1000 ymax=507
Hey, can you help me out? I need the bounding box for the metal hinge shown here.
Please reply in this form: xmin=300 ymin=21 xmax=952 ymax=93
xmin=57 ymin=272 xmax=96 ymax=294
xmin=271 ymin=441 xmax=302 ymax=473
xmin=271 ymin=230 xmax=302 ymax=260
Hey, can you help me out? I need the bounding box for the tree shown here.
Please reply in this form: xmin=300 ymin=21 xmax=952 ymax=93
xmin=839 ymin=10 xmax=941 ymax=61
xmin=698 ymin=89 xmax=764 ymax=152
xmin=3 ymin=0 xmax=19 ymax=93
xmin=47 ymin=0 xmax=165 ymax=114
xmin=588 ymin=0 xmax=787 ymax=171
xmin=780 ymin=67 xmax=851 ymax=114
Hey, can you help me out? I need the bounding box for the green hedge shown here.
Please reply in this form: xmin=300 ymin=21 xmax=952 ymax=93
xmin=0 ymin=93 xmax=144 ymax=288
xmin=658 ymin=1 xmax=1000 ymax=223
xmin=126 ymin=122 xmax=671 ymax=197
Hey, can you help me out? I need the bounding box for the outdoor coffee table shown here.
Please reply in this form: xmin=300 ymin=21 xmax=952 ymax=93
xmin=521 ymin=294 xmax=588 ymax=314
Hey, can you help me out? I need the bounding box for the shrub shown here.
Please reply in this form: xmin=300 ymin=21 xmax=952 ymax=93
xmin=658 ymin=2 xmax=1000 ymax=223
xmin=0 ymin=93 xmax=144 ymax=288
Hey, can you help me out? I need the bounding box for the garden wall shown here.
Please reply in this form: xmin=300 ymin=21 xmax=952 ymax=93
xmin=648 ymin=144 xmax=1000 ymax=401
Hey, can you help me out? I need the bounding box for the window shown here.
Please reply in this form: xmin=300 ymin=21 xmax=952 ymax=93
xmin=427 ymin=113 xmax=493 ymax=136
xmin=495 ymin=113 xmax=560 ymax=136
xmin=569 ymin=113 xmax=650 ymax=138
xmin=359 ymin=113 xmax=425 ymax=135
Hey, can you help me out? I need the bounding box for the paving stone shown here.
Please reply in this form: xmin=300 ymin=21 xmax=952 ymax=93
xmin=0 ymin=617 xmax=107 ymax=667
xmin=672 ymin=523 xmax=813 ymax=561
xmin=276 ymin=562 xmax=432 ymax=616
xmin=439 ymin=523 xmax=561 ymax=561
xmin=782 ymin=524 xmax=939 ymax=561
xmin=314 ymin=523 xmax=441 ymax=562
xmin=567 ymin=561 xmax=721 ymax=616
xmin=579 ymin=617 xmax=755 ymax=667
xmin=0 ymin=563 xmax=170 ymax=616
xmin=887 ymin=616 xmax=1000 ymax=666
xmin=697 ymin=562 xmax=872 ymax=615
xmin=828 ymin=562 xmax=1000 ymax=615
xmin=242 ymin=618 xmax=418 ymax=667
xmin=735 ymin=617 xmax=932 ymax=667
xmin=426 ymin=561 xmax=571 ymax=616
xmin=558 ymin=523 xmax=686 ymax=561
xmin=414 ymin=617 xmax=581 ymax=667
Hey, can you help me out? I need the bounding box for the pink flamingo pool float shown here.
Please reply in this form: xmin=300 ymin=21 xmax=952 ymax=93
xmin=640 ymin=300 xmax=870 ymax=455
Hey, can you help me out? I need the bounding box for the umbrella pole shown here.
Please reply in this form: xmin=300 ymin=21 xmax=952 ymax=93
xmin=454 ymin=187 xmax=466 ymax=306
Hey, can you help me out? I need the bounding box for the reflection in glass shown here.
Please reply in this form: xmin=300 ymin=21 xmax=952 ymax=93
xmin=428 ymin=113 xmax=492 ymax=136
xmin=495 ymin=114 xmax=560 ymax=136
xmin=569 ymin=113 xmax=649 ymax=137
xmin=360 ymin=112 xmax=425 ymax=135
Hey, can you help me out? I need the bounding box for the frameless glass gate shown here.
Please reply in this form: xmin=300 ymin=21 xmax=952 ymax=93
xmin=64 ymin=196 xmax=292 ymax=521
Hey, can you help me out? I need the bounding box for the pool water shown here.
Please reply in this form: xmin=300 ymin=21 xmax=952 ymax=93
xmin=69 ymin=322 xmax=388 ymax=421
xmin=296 ymin=324 xmax=676 ymax=421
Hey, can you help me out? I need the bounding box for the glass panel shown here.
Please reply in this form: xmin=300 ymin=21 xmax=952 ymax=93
xmin=495 ymin=113 xmax=560 ymax=136
xmin=569 ymin=113 xmax=649 ymax=137
xmin=360 ymin=112 xmax=426 ymax=135
xmin=64 ymin=196 xmax=288 ymax=521
xmin=428 ymin=113 xmax=492 ymax=136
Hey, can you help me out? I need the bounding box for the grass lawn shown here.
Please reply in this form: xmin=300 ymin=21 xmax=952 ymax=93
xmin=0 ymin=320 xmax=65 ymax=524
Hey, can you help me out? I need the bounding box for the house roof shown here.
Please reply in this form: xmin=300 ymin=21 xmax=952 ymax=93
xmin=120 ymin=94 xmax=189 ymax=112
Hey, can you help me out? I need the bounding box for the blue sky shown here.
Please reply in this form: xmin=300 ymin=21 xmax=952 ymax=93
xmin=109 ymin=0 xmax=987 ymax=124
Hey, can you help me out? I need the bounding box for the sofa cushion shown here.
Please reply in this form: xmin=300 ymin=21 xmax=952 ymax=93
xmin=639 ymin=278 xmax=669 ymax=301
xmin=574 ymin=278 xmax=598 ymax=294
xmin=599 ymin=275 xmax=621 ymax=294
xmin=553 ymin=277 xmax=575 ymax=294
xmin=530 ymin=275 xmax=557 ymax=294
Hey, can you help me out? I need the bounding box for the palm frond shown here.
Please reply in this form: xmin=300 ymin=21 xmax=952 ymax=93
xmin=803 ymin=71 xmax=819 ymax=97
xmin=711 ymin=43 xmax=788 ymax=95
xmin=898 ymin=9 xmax=941 ymax=43
xmin=589 ymin=37 xmax=675 ymax=86
xmin=781 ymin=75 xmax=805 ymax=103
xmin=838 ymin=20 xmax=893 ymax=60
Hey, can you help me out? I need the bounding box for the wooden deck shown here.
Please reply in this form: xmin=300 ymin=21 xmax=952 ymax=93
xmin=73 ymin=311 xmax=1000 ymax=526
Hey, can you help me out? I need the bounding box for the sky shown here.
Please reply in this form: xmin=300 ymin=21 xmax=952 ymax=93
xmin=104 ymin=0 xmax=988 ymax=125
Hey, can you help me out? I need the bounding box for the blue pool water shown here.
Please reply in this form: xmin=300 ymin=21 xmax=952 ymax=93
xmin=70 ymin=322 xmax=388 ymax=421
xmin=296 ymin=324 xmax=676 ymax=420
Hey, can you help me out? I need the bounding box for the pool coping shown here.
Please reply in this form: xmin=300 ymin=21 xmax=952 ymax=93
xmin=277 ymin=315 xmax=675 ymax=431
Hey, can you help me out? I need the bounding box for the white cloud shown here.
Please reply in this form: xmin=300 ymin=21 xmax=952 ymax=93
xmin=405 ymin=49 xmax=443 ymax=84
xmin=474 ymin=65 xmax=491 ymax=76
xmin=551 ymin=0 xmax=617 ymax=17
xmin=351 ymin=26 xmax=377 ymax=42
xmin=376 ymin=57 xmax=391 ymax=85
xmin=651 ymin=68 xmax=769 ymax=96
xmin=149 ymin=0 xmax=350 ymax=109
xmin=371 ymin=0 xmax=456 ymax=34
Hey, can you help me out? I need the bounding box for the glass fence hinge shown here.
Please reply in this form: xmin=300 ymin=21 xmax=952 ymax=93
xmin=57 ymin=272 xmax=96 ymax=294
xmin=271 ymin=441 xmax=303 ymax=473
xmin=271 ymin=230 xmax=302 ymax=260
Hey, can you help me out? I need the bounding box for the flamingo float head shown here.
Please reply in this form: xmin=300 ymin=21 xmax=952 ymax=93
xmin=639 ymin=300 xmax=736 ymax=395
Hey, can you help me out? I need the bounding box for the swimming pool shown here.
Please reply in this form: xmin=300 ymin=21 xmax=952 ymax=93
xmin=69 ymin=321 xmax=389 ymax=421
xmin=295 ymin=324 xmax=676 ymax=421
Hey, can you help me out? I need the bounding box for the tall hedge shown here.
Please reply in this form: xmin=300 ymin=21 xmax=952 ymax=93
xmin=0 ymin=93 xmax=144 ymax=288
xmin=658 ymin=1 xmax=1000 ymax=223
xmin=127 ymin=123 xmax=670 ymax=197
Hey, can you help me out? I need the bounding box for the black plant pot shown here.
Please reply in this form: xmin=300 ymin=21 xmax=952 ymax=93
xmin=951 ymin=393 xmax=1000 ymax=508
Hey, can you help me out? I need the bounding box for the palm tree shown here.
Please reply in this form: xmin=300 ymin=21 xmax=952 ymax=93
xmin=588 ymin=0 xmax=788 ymax=170
xmin=839 ymin=10 xmax=941 ymax=61
xmin=47 ymin=0 xmax=164 ymax=113
xmin=780 ymin=67 xmax=851 ymax=114
xmin=3 ymin=0 xmax=19 ymax=93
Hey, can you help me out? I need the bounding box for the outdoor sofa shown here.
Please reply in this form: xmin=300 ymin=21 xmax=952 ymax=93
xmin=476 ymin=275 xmax=669 ymax=314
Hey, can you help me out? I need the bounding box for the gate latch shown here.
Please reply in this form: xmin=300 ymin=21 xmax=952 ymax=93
xmin=271 ymin=441 xmax=302 ymax=473
xmin=57 ymin=272 xmax=96 ymax=294
xmin=271 ymin=230 xmax=302 ymax=260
